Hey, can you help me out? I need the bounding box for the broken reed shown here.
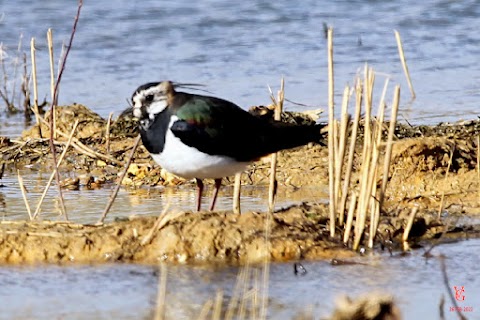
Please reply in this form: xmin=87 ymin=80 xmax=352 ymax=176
xmin=325 ymin=29 xmax=416 ymax=250
xmin=267 ymin=77 xmax=284 ymax=213
xmin=327 ymin=68 xmax=400 ymax=251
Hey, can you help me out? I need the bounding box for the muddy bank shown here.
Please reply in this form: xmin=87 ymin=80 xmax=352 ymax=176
xmin=0 ymin=104 xmax=480 ymax=264
xmin=1 ymin=202 xmax=478 ymax=265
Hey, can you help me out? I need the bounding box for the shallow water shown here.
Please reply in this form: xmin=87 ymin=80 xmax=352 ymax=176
xmin=0 ymin=239 xmax=478 ymax=319
xmin=0 ymin=169 xmax=327 ymax=223
xmin=1 ymin=0 xmax=479 ymax=135
xmin=1 ymin=2 xmax=480 ymax=319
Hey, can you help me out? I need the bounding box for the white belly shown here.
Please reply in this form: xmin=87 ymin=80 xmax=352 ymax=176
xmin=151 ymin=117 xmax=250 ymax=179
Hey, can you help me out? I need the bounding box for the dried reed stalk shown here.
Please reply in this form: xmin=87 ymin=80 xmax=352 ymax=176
xmin=47 ymin=0 xmax=83 ymax=221
xmin=17 ymin=170 xmax=32 ymax=220
xmin=21 ymin=53 xmax=31 ymax=120
xmin=332 ymin=120 xmax=339 ymax=171
xmin=154 ymin=263 xmax=167 ymax=320
xmin=233 ymin=172 xmax=241 ymax=213
xmin=39 ymin=116 xmax=123 ymax=166
xmin=141 ymin=203 xmax=179 ymax=246
xmin=197 ymin=299 xmax=213 ymax=320
xmin=0 ymin=163 xmax=4 ymax=182
xmin=238 ymin=265 xmax=251 ymax=319
xmin=47 ymin=28 xmax=56 ymax=139
xmin=402 ymin=206 xmax=418 ymax=251
xmin=477 ymin=135 xmax=479 ymax=197
xmin=226 ymin=266 xmax=248 ymax=320
xmin=97 ymin=135 xmax=141 ymax=224
xmin=212 ymin=290 xmax=223 ymax=320
xmin=379 ymin=85 xmax=401 ymax=209
xmin=250 ymin=268 xmax=259 ymax=319
xmin=32 ymin=120 xmax=79 ymax=220
xmin=267 ymin=78 xmax=284 ymax=213
xmin=327 ymin=27 xmax=336 ymax=237
xmin=261 ymin=78 xmax=283 ymax=320
xmin=394 ymin=30 xmax=416 ymax=99
xmin=366 ymin=143 xmax=380 ymax=249
xmin=338 ymin=80 xmax=362 ymax=223
xmin=438 ymin=146 xmax=455 ymax=218
xmin=29 ymin=38 xmax=42 ymax=137
xmin=367 ymin=84 xmax=388 ymax=248
xmin=343 ymin=192 xmax=357 ymax=244
xmin=105 ymin=111 xmax=113 ymax=154
xmin=369 ymin=78 xmax=390 ymax=232
xmin=353 ymin=68 xmax=375 ymax=251
xmin=335 ymin=86 xmax=350 ymax=225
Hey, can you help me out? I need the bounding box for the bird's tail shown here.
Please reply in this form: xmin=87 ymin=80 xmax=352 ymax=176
xmin=257 ymin=122 xmax=327 ymax=156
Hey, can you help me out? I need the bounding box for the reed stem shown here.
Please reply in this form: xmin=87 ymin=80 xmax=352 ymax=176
xmin=154 ymin=263 xmax=167 ymax=320
xmin=29 ymin=38 xmax=42 ymax=137
xmin=47 ymin=28 xmax=56 ymax=139
xmin=327 ymin=27 xmax=336 ymax=237
xmin=438 ymin=146 xmax=455 ymax=218
xmin=267 ymin=78 xmax=284 ymax=213
xmin=394 ymin=30 xmax=416 ymax=99
xmin=17 ymin=170 xmax=32 ymax=220
xmin=335 ymin=86 xmax=350 ymax=225
xmin=338 ymin=80 xmax=362 ymax=225
xmin=343 ymin=192 xmax=357 ymax=244
xmin=233 ymin=172 xmax=241 ymax=214
xmin=97 ymin=134 xmax=141 ymax=224
xmin=379 ymin=85 xmax=400 ymax=209
xmin=402 ymin=206 xmax=418 ymax=251
xmin=105 ymin=111 xmax=113 ymax=154
xmin=32 ymin=120 xmax=79 ymax=219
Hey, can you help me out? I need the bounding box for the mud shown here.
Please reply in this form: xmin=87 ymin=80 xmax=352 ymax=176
xmin=0 ymin=203 xmax=478 ymax=265
xmin=0 ymin=104 xmax=480 ymax=265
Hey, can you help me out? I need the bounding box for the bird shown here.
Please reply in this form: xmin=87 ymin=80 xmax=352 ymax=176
xmin=131 ymin=81 xmax=326 ymax=211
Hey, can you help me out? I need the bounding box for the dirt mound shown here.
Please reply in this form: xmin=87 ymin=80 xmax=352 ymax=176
xmin=1 ymin=203 xmax=477 ymax=265
xmin=391 ymin=137 xmax=477 ymax=173
xmin=22 ymin=104 xmax=106 ymax=140
xmin=1 ymin=104 xmax=480 ymax=265
xmin=0 ymin=204 xmax=350 ymax=265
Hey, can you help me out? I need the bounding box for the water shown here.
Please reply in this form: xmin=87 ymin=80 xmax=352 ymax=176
xmin=0 ymin=239 xmax=478 ymax=319
xmin=0 ymin=169 xmax=326 ymax=223
xmin=1 ymin=2 xmax=480 ymax=319
xmin=1 ymin=0 xmax=479 ymax=137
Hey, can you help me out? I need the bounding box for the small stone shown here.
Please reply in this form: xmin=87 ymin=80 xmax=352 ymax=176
xmin=96 ymin=160 xmax=107 ymax=167
xmin=127 ymin=163 xmax=140 ymax=175
xmin=79 ymin=174 xmax=94 ymax=186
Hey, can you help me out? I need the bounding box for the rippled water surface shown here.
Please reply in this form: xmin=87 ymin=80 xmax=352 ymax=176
xmin=1 ymin=1 xmax=480 ymax=319
xmin=0 ymin=239 xmax=479 ymax=319
xmin=1 ymin=0 xmax=479 ymax=134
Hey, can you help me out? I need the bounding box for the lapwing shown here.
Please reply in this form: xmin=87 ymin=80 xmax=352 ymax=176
xmin=132 ymin=81 xmax=325 ymax=211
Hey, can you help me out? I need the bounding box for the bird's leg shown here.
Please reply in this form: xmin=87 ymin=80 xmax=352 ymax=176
xmin=209 ymin=178 xmax=222 ymax=211
xmin=195 ymin=178 xmax=204 ymax=212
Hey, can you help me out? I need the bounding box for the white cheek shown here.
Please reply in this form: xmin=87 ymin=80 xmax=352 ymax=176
xmin=148 ymin=100 xmax=167 ymax=117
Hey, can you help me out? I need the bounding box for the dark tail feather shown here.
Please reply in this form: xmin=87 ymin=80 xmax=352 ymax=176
xmin=258 ymin=122 xmax=327 ymax=156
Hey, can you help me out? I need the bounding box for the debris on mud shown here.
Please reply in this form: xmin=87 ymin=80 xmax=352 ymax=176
xmin=0 ymin=202 xmax=478 ymax=265
xmin=0 ymin=104 xmax=479 ymax=265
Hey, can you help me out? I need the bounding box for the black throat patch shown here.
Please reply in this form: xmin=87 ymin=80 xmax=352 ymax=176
xmin=139 ymin=108 xmax=173 ymax=154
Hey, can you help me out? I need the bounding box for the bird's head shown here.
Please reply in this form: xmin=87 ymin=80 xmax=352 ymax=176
xmin=132 ymin=81 xmax=175 ymax=121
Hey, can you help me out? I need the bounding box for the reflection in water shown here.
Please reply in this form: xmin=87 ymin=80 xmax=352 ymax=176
xmin=0 ymin=0 xmax=480 ymax=139
xmin=0 ymin=240 xmax=478 ymax=319
xmin=0 ymin=169 xmax=327 ymax=223
xmin=0 ymin=192 xmax=6 ymax=218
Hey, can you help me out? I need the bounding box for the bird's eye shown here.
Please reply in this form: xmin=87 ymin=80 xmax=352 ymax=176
xmin=145 ymin=94 xmax=154 ymax=102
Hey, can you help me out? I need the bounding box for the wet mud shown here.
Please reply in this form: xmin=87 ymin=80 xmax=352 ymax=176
xmin=0 ymin=104 xmax=479 ymax=265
